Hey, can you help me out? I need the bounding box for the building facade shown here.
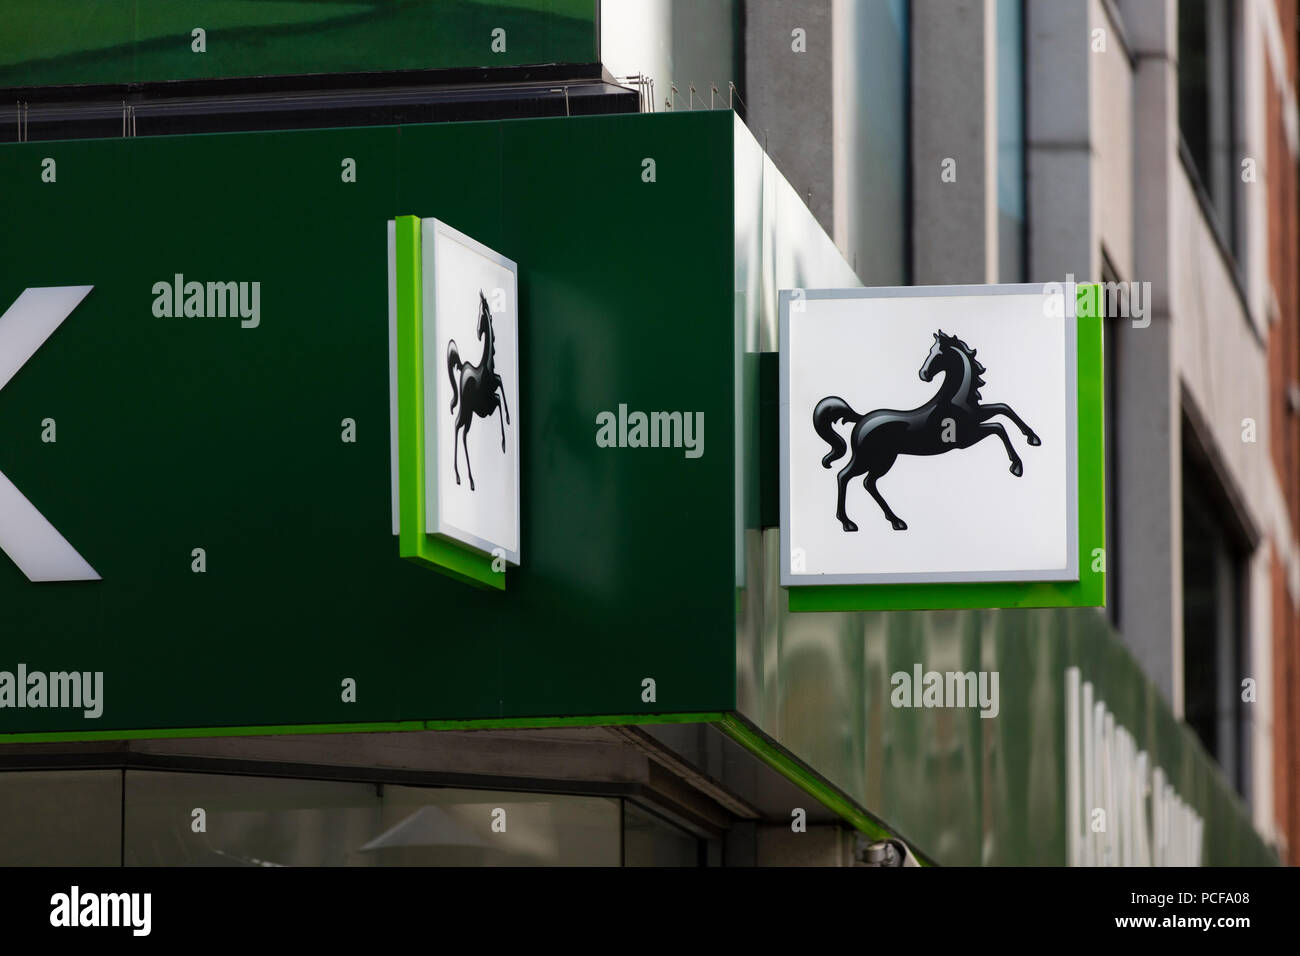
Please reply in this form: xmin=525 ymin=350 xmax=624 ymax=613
xmin=1 ymin=0 xmax=1297 ymax=866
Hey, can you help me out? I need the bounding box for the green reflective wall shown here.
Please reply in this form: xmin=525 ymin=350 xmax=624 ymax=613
xmin=0 ymin=1 xmax=597 ymax=88
xmin=729 ymin=115 xmax=1275 ymax=864
xmin=743 ymin=530 xmax=1268 ymax=868
xmin=737 ymin=530 xmax=1273 ymax=865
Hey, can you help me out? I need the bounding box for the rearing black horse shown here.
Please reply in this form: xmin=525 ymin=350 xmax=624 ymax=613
xmin=813 ymin=330 xmax=1040 ymax=532
xmin=447 ymin=291 xmax=510 ymax=491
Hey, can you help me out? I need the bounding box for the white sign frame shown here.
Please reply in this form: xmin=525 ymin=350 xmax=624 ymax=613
xmin=424 ymin=219 xmax=520 ymax=565
xmin=780 ymin=284 xmax=1078 ymax=587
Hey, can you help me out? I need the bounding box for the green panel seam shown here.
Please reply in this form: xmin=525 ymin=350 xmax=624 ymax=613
xmin=714 ymin=712 xmax=934 ymax=866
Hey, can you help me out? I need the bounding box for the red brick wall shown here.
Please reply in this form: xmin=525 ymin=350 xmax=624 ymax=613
xmin=1267 ymin=58 xmax=1298 ymax=539
xmin=1269 ymin=0 xmax=1300 ymax=865
xmin=1279 ymin=0 xmax=1297 ymax=87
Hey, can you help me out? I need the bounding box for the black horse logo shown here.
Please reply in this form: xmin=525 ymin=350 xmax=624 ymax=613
xmin=447 ymin=291 xmax=510 ymax=491
xmin=813 ymin=330 xmax=1040 ymax=532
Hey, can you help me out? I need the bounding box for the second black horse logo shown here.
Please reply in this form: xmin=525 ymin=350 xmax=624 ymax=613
xmin=447 ymin=290 xmax=510 ymax=491
xmin=813 ymin=330 xmax=1040 ymax=532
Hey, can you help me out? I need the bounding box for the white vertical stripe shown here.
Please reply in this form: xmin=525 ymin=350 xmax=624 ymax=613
xmin=0 ymin=285 xmax=99 ymax=581
xmin=1065 ymin=666 xmax=1081 ymax=866
xmin=0 ymin=470 xmax=99 ymax=581
xmin=0 ymin=286 xmax=92 ymax=390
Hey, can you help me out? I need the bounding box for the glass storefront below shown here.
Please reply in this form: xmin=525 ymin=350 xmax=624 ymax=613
xmin=0 ymin=769 xmax=702 ymax=867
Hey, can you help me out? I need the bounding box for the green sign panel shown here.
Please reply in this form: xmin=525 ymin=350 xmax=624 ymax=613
xmin=0 ymin=111 xmax=736 ymax=736
xmin=0 ymin=1 xmax=597 ymax=88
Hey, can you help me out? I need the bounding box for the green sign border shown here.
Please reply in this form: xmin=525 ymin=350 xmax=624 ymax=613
xmin=394 ymin=214 xmax=502 ymax=589
xmin=789 ymin=285 xmax=1106 ymax=612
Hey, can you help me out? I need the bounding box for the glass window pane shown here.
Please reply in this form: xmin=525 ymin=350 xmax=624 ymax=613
xmin=124 ymin=771 xmax=380 ymax=866
xmin=849 ymin=0 xmax=910 ymax=286
xmin=0 ymin=770 xmax=122 ymax=866
xmin=1181 ymin=455 xmax=1248 ymax=795
xmin=1178 ymin=0 xmax=1236 ymax=249
xmin=623 ymin=803 xmax=700 ymax=866
xmin=996 ymin=0 xmax=1025 ymax=282
xmin=123 ymin=771 xmax=620 ymax=866
xmin=369 ymin=786 xmax=620 ymax=866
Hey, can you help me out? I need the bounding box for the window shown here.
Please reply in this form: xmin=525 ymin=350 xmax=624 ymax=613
xmin=0 ymin=768 xmax=708 ymax=866
xmin=996 ymin=0 xmax=1026 ymax=282
xmin=623 ymin=802 xmax=703 ymax=866
xmin=1177 ymin=0 xmax=1237 ymax=251
xmin=0 ymin=770 xmax=122 ymax=866
xmin=844 ymin=0 xmax=910 ymax=285
xmin=123 ymin=772 xmax=622 ymax=866
xmin=1181 ymin=446 xmax=1250 ymax=796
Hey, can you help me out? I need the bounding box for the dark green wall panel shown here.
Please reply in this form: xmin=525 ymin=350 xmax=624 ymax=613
xmin=0 ymin=111 xmax=736 ymax=734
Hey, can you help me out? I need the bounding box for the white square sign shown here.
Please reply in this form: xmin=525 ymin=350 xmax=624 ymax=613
xmin=780 ymin=285 xmax=1077 ymax=586
xmin=423 ymin=219 xmax=520 ymax=564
